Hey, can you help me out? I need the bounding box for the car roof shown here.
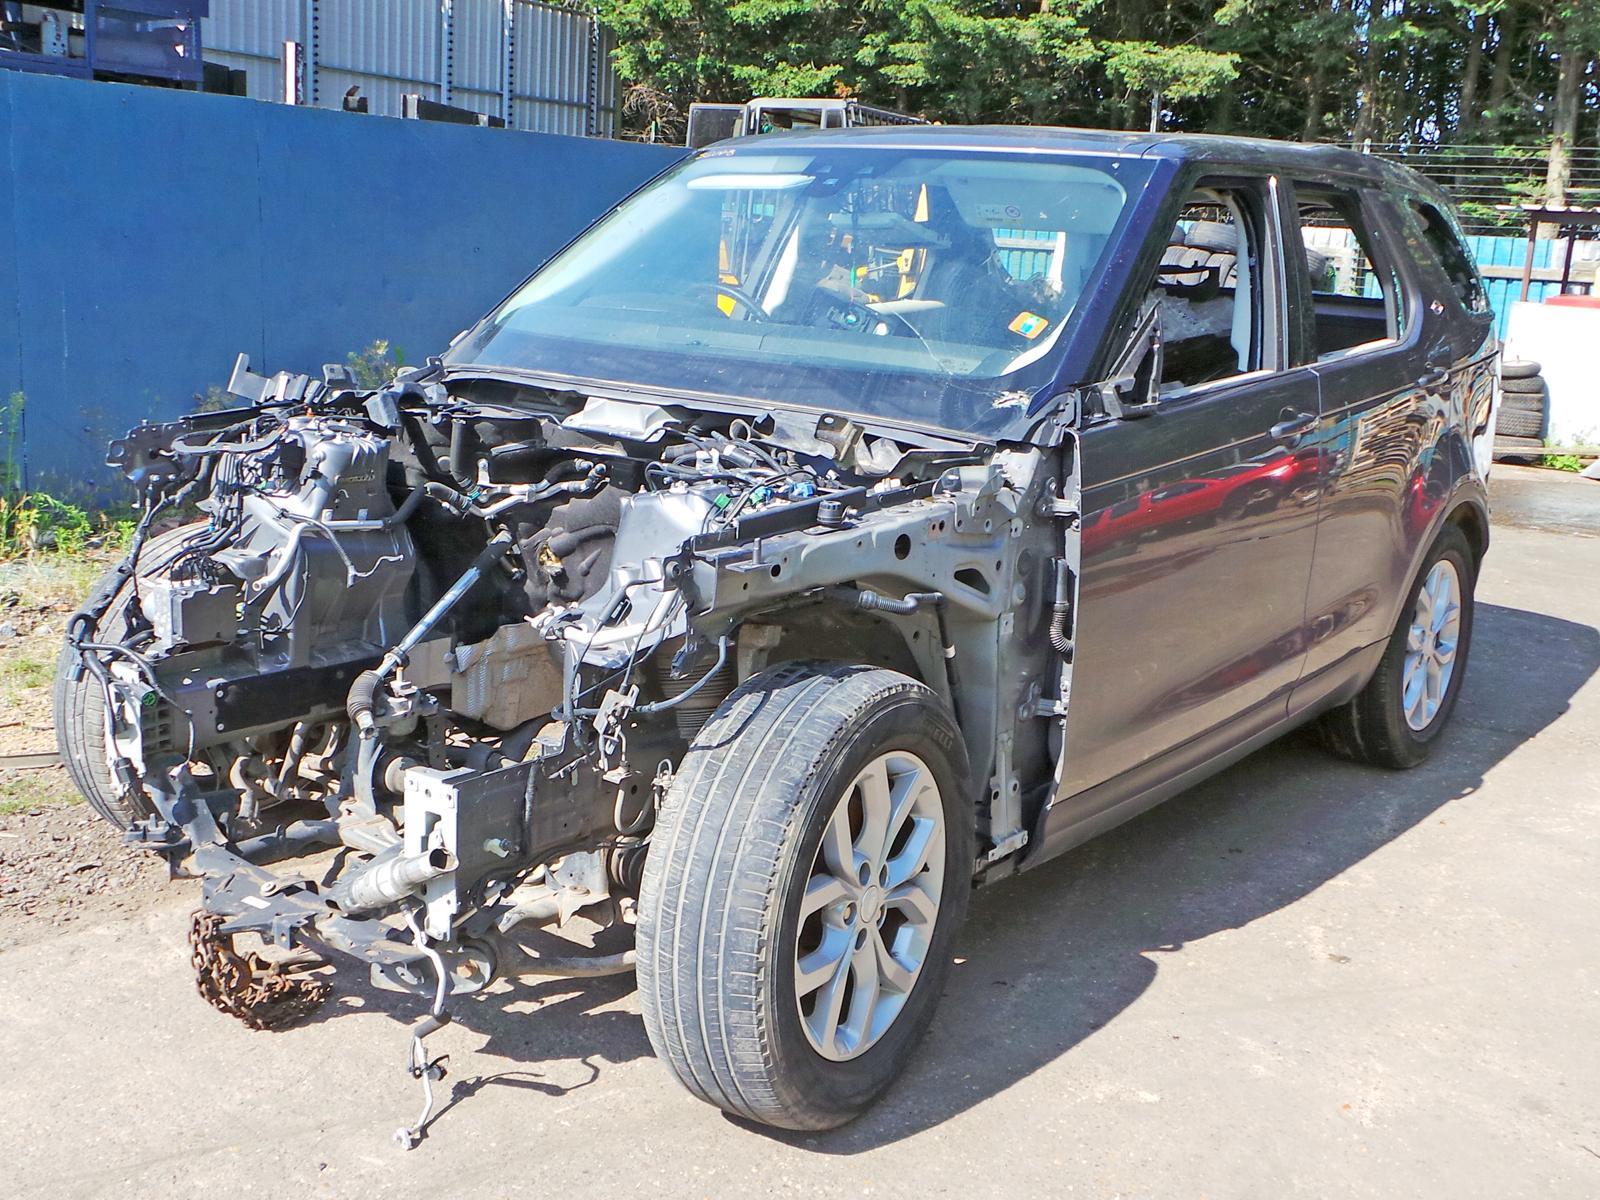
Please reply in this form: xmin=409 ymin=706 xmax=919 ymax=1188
xmin=713 ymin=123 xmax=1442 ymax=200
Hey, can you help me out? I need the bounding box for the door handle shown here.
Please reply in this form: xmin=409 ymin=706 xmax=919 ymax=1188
xmin=1417 ymin=366 xmax=1450 ymax=389
xmin=1270 ymin=410 xmax=1317 ymax=442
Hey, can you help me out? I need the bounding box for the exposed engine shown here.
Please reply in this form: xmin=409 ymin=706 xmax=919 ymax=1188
xmin=62 ymin=353 xmax=1055 ymax=1143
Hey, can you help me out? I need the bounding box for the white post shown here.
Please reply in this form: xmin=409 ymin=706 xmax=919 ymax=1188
xmin=281 ymin=40 xmax=302 ymax=105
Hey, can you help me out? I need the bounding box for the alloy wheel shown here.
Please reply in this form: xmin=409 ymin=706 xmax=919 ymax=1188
xmin=1402 ymin=559 xmax=1462 ymax=731
xmin=794 ymin=751 xmax=946 ymax=1061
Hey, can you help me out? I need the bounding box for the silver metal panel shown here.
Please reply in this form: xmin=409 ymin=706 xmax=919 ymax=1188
xmin=514 ymin=0 xmax=588 ymax=135
xmin=203 ymin=0 xmax=615 ymax=134
xmin=202 ymin=0 xmax=302 ymax=102
xmin=454 ymin=0 xmax=504 ymax=98
xmin=318 ymin=0 xmax=443 ymax=113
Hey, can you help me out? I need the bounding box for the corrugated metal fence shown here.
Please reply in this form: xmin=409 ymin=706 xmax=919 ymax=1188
xmin=203 ymin=0 xmax=618 ymax=136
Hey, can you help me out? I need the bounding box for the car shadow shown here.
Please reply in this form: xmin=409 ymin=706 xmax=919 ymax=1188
xmin=321 ymin=601 xmax=1599 ymax=1148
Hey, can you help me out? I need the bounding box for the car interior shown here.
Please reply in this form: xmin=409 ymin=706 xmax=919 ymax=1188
xmin=1151 ymin=183 xmax=1406 ymax=385
xmin=1153 ymin=189 xmax=1261 ymax=390
xmin=1296 ymin=189 xmax=1404 ymax=358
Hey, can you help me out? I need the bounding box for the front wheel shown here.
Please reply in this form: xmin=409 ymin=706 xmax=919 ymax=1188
xmin=636 ymin=663 xmax=973 ymax=1130
xmin=54 ymin=523 xmax=207 ymax=826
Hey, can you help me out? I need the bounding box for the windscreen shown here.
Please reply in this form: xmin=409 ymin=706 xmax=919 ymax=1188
xmin=447 ymin=147 xmax=1141 ymax=437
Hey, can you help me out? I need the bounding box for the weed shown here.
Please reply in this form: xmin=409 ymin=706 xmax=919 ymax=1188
xmin=0 ymin=770 xmax=80 ymax=816
xmin=1542 ymin=451 xmax=1584 ymax=473
xmin=193 ymin=384 xmax=233 ymax=413
xmin=0 ymin=646 xmax=54 ymax=710
xmin=1 ymin=391 xmax=22 ymax=492
xmin=346 ymin=339 xmax=406 ymax=389
xmin=0 ymin=492 xmax=97 ymax=558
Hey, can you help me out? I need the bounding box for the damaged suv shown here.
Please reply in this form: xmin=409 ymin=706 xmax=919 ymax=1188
xmin=58 ymin=127 xmax=1495 ymax=1136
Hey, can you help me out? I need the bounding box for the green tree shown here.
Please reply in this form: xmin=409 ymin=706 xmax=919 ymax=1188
xmin=592 ymin=0 xmax=1600 ymax=208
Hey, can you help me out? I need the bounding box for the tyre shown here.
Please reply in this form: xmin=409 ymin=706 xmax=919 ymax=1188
xmin=54 ymin=523 xmax=203 ymax=826
xmin=1496 ymin=404 xmax=1544 ymax=438
xmin=1499 ymin=359 xmax=1541 ymax=380
xmin=1183 ymin=220 xmax=1239 ymax=254
xmin=637 ymin=662 xmax=974 ymax=1130
xmin=1499 ymin=375 xmax=1546 ymax=395
xmin=1317 ymin=524 xmax=1476 ymax=768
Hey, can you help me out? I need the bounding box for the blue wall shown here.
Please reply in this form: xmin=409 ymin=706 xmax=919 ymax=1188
xmin=1463 ymin=234 xmax=1562 ymax=341
xmin=0 ymin=70 xmax=685 ymax=493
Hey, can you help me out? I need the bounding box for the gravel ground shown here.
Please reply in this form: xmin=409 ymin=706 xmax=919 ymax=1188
xmin=0 ymin=785 xmax=177 ymax=950
xmin=0 ymin=553 xmax=181 ymax=949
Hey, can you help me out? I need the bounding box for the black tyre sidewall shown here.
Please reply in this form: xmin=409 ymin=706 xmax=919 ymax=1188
xmin=1499 ymin=377 xmax=1545 ymax=395
xmin=762 ymin=687 xmax=972 ymax=1124
xmin=1371 ymin=527 xmax=1476 ymax=765
xmin=54 ymin=523 xmax=204 ymax=825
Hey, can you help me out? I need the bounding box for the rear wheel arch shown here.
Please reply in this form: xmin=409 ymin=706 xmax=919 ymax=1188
xmin=1316 ymin=521 xmax=1476 ymax=768
xmin=1444 ymin=496 xmax=1489 ymax=565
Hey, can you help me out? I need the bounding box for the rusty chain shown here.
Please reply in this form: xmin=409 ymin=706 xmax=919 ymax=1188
xmin=187 ymin=910 xmax=331 ymax=1031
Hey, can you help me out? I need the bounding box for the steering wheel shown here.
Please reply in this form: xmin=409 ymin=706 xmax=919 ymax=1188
xmin=819 ymin=292 xmax=926 ymax=340
xmin=690 ymin=281 xmax=772 ymax=323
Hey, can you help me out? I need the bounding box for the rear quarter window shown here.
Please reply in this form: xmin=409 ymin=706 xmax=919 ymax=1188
xmin=1409 ymin=200 xmax=1489 ymax=315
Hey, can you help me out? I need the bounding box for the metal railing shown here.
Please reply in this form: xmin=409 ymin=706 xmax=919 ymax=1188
xmin=1345 ymin=142 xmax=1600 ymax=234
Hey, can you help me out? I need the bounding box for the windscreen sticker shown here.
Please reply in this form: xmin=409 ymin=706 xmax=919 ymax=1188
xmin=1009 ymin=310 xmax=1049 ymax=339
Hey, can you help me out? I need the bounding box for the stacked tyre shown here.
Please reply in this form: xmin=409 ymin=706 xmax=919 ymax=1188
xmin=1177 ymin=220 xmax=1331 ymax=289
xmin=1495 ymin=359 xmax=1547 ymax=460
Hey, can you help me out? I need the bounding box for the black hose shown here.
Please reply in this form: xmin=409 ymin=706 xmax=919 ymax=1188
xmin=823 ymin=587 xmax=944 ymax=616
xmin=170 ymin=426 xmax=282 ymax=457
xmin=422 ymin=480 xmax=476 ymax=517
xmin=634 ymin=636 xmax=733 ymax=715
xmin=346 ymin=669 xmax=382 ymax=729
xmin=1049 ymin=558 xmax=1075 ymax=660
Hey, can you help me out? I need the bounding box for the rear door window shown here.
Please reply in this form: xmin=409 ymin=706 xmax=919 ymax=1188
xmin=1293 ymin=188 xmax=1406 ymax=360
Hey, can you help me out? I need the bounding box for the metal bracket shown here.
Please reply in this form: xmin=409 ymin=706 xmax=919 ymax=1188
xmin=977 ymin=829 xmax=1029 ymax=868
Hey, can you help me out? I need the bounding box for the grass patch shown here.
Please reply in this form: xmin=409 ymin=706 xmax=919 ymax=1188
xmin=0 ymin=770 xmax=80 ymax=815
xmin=0 ymin=649 xmax=53 ymax=706
xmin=0 ymin=555 xmax=105 ymax=612
xmin=1541 ymin=451 xmax=1585 ymax=473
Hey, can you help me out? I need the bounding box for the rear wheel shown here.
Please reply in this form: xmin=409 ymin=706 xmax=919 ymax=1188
xmin=1317 ymin=525 xmax=1476 ymax=768
xmin=636 ymin=663 xmax=973 ymax=1130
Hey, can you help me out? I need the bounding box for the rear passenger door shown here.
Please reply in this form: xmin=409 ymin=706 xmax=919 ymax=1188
xmin=1055 ymin=173 xmax=1322 ymax=803
xmin=1281 ymin=180 xmax=1442 ymax=705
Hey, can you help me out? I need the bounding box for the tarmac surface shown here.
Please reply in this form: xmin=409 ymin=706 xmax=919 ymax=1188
xmin=2 ymin=465 xmax=1596 ymax=1199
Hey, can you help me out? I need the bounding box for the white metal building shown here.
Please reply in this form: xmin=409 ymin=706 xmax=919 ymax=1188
xmin=202 ymin=0 xmax=620 ymax=136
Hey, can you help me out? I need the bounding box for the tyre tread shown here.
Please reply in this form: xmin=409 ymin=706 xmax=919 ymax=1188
xmin=637 ymin=663 xmax=962 ymax=1129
